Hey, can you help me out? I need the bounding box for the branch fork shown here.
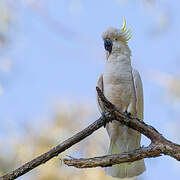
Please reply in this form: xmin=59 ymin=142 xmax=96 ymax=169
xmin=0 ymin=87 xmax=180 ymax=180
xmin=63 ymin=87 xmax=180 ymax=168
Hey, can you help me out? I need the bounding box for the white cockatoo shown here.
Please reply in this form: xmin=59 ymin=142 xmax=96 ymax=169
xmin=96 ymin=19 xmax=145 ymax=178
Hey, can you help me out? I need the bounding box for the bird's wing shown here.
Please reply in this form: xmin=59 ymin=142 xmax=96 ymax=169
xmin=96 ymin=74 xmax=104 ymax=113
xmin=132 ymin=69 xmax=144 ymax=120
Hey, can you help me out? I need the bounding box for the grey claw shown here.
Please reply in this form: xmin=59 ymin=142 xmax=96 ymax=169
xmin=124 ymin=110 xmax=131 ymax=117
xmin=101 ymin=112 xmax=113 ymax=128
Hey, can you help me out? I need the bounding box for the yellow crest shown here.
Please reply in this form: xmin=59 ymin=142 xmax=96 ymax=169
xmin=120 ymin=17 xmax=132 ymax=41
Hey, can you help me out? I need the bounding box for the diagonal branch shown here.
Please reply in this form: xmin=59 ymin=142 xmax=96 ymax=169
xmin=1 ymin=87 xmax=180 ymax=179
xmin=0 ymin=117 xmax=108 ymax=180
xmin=63 ymin=87 xmax=180 ymax=168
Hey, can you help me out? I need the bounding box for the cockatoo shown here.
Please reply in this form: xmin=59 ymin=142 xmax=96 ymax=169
xmin=96 ymin=19 xmax=145 ymax=178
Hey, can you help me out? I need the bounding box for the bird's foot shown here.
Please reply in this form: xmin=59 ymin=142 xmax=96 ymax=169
xmin=101 ymin=112 xmax=113 ymax=128
xmin=124 ymin=110 xmax=131 ymax=118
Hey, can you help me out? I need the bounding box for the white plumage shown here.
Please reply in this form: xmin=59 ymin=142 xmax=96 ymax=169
xmin=96 ymin=26 xmax=145 ymax=178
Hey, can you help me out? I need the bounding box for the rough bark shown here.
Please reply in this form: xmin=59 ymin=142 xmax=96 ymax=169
xmin=0 ymin=117 xmax=106 ymax=180
xmin=63 ymin=87 xmax=180 ymax=167
xmin=0 ymin=87 xmax=179 ymax=179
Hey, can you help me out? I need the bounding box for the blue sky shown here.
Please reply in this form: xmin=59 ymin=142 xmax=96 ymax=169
xmin=0 ymin=0 xmax=180 ymax=179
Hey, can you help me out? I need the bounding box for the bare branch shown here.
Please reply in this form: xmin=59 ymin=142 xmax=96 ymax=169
xmin=64 ymin=145 xmax=161 ymax=168
xmin=0 ymin=117 xmax=107 ymax=180
xmin=63 ymin=87 xmax=180 ymax=168
xmin=1 ymin=87 xmax=180 ymax=179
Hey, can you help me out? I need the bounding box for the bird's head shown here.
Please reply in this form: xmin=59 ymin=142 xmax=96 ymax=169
xmin=102 ymin=18 xmax=132 ymax=59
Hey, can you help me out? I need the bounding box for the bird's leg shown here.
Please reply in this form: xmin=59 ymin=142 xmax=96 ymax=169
xmin=101 ymin=112 xmax=108 ymax=128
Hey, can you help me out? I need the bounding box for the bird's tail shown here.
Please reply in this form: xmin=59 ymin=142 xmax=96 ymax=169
xmin=105 ymin=141 xmax=145 ymax=178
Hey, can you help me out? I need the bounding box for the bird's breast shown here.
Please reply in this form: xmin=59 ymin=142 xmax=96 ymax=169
xmin=103 ymin=61 xmax=132 ymax=86
xmin=103 ymin=60 xmax=133 ymax=109
xmin=104 ymin=60 xmax=132 ymax=84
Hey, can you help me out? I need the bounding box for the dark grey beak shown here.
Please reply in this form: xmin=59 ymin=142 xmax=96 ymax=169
xmin=104 ymin=39 xmax=112 ymax=53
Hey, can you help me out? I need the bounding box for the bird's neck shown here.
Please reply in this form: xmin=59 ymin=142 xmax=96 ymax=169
xmin=107 ymin=53 xmax=131 ymax=66
xmin=106 ymin=44 xmax=131 ymax=61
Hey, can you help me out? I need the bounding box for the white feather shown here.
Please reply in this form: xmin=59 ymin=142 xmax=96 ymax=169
xmin=96 ymin=29 xmax=145 ymax=178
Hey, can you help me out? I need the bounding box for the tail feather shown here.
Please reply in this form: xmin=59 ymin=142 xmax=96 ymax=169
xmin=105 ymin=142 xmax=146 ymax=178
